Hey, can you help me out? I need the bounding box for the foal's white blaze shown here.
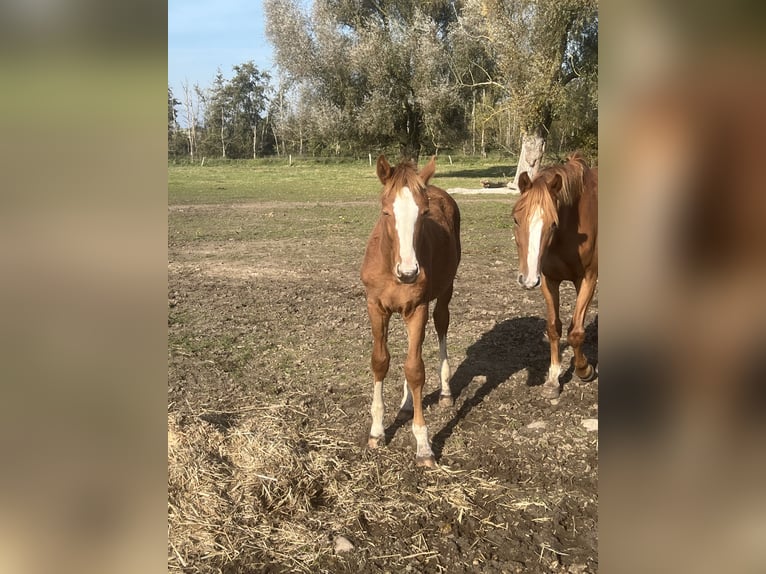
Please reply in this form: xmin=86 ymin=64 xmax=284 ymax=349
xmin=523 ymin=207 xmax=544 ymax=287
xmin=393 ymin=186 xmax=419 ymax=275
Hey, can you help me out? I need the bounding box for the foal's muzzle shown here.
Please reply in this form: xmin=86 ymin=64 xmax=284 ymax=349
xmin=396 ymin=263 xmax=420 ymax=284
xmin=518 ymin=274 xmax=541 ymax=289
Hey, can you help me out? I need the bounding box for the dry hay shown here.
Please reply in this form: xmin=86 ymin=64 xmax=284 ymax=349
xmin=167 ymin=394 xmax=535 ymax=573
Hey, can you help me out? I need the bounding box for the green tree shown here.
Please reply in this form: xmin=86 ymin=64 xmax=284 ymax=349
xmin=168 ymin=87 xmax=181 ymax=157
xmin=199 ymin=63 xmax=272 ymax=159
xmin=265 ymin=0 xmax=467 ymax=159
xmin=453 ymin=0 xmax=598 ymax=180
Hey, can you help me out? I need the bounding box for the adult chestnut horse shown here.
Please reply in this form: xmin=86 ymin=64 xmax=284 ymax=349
xmin=361 ymin=155 xmax=461 ymax=466
xmin=512 ymin=152 xmax=598 ymax=399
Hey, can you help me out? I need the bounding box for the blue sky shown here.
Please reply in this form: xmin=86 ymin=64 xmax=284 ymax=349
xmin=168 ymin=0 xmax=274 ymax=98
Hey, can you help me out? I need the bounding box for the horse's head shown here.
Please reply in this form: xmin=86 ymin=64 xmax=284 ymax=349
xmin=512 ymin=170 xmax=562 ymax=289
xmin=376 ymin=155 xmax=434 ymax=284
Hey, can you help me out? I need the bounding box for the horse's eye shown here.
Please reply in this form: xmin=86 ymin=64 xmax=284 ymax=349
xmin=551 ymin=222 xmax=558 ymax=230
xmin=382 ymin=210 xmax=390 ymax=216
xmin=513 ymin=217 xmax=519 ymax=225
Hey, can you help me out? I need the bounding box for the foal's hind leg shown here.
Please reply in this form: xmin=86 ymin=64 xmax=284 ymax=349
xmin=433 ymin=285 xmax=455 ymax=407
xmin=568 ymin=274 xmax=598 ymax=382
xmin=367 ymin=304 xmax=391 ymax=449
xmin=541 ymin=276 xmax=563 ymax=399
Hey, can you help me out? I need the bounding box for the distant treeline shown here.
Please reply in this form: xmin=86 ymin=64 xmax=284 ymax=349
xmin=169 ymin=0 xmax=597 ymax=163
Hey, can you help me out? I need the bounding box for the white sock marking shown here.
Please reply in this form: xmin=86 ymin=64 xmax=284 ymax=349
xmin=412 ymin=423 xmax=433 ymax=460
xmin=546 ymin=363 xmax=562 ymax=386
xmin=438 ymin=336 xmax=451 ymax=397
xmin=370 ymin=380 xmax=384 ymax=438
xmin=400 ymin=377 xmax=413 ymax=411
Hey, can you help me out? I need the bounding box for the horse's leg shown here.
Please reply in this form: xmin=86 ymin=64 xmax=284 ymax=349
xmin=568 ymin=274 xmax=598 ymax=382
xmin=541 ymin=275 xmax=563 ymax=399
xmin=403 ymin=304 xmax=434 ymax=466
xmin=368 ymin=303 xmax=391 ymax=449
xmin=433 ymin=284 xmax=454 ymax=407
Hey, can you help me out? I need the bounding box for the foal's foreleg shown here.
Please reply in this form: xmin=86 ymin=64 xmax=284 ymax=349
xmin=368 ymin=305 xmax=391 ymax=449
xmin=433 ymin=285 xmax=454 ymax=407
xmin=568 ymin=274 xmax=598 ymax=382
xmin=541 ymin=276 xmax=563 ymax=399
xmin=404 ymin=304 xmax=434 ymax=466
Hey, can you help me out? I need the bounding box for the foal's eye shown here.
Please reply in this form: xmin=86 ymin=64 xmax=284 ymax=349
xmin=382 ymin=210 xmax=390 ymax=216
xmin=513 ymin=217 xmax=519 ymax=226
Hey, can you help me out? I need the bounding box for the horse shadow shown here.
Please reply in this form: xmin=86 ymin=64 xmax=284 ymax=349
xmin=383 ymin=313 xmax=599 ymax=457
xmin=384 ymin=316 xmax=550 ymax=450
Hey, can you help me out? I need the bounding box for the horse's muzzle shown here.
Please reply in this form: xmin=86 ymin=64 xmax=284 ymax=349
xmin=518 ymin=274 xmax=541 ymax=289
xmin=396 ymin=263 xmax=420 ymax=284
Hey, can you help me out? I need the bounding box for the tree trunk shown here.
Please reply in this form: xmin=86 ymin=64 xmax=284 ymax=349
xmin=471 ymin=92 xmax=476 ymax=156
xmin=253 ymin=125 xmax=257 ymax=159
xmin=510 ymin=128 xmax=546 ymax=193
xmin=181 ymin=81 xmax=197 ymax=162
xmin=220 ymin=108 xmax=226 ymax=158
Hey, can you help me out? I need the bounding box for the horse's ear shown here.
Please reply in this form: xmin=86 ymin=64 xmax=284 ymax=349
xmin=549 ymin=173 xmax=563 ymax=197
xmin=518 ymin=171 xmax=532 ymax=194
xmin=419 ymin=155 xmax=436 ymax=185
xmin=376 ymin=155 xmax=393 ymax=184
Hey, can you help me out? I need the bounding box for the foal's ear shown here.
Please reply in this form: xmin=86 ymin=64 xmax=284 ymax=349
xmin=518 ymin=171 xmax=532 ymax=194
xmin=548 ymin=173 xmax=563 ymax=197
xmin=419 ymin=155 xmax=437 ymax=185
xmin=376 ymin=155 xmax=393 ymax=184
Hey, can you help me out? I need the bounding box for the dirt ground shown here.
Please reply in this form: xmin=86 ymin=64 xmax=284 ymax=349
xmin=168 ymin=196 xmax=598 ymax=573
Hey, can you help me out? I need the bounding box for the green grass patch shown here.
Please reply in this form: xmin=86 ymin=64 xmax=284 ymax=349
xmin=168 ymin=156 xmax=519 ymax=205
xmin=169 ymin=203 xmax=380 ymax=244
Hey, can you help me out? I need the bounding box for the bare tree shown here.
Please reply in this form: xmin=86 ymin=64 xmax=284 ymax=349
xmin=180 ymin=80 xmax=201 ymax=162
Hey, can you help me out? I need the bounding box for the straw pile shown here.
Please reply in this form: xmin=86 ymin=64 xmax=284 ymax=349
xmin=167 ymin=395 xmax=517 ymax=573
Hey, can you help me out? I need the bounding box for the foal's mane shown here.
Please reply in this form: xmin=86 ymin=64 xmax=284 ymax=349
xmin=382 ymin=159 xmax=427 ymax=198
xmin=540 ymin=151 xmax=588 ymax=206
xmin=515 ymin=152 xmax=589 ymax=224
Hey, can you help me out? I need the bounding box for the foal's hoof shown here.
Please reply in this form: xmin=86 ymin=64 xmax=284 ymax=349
xmin=438 ymin=394 xmax=454 ymax=408
xmin=541 ymin=383 xmax=561 ymax=399
xmin=368 ymin=435 xmax=383 ymax=449
xmin=415 ymin=455 xmax=436 ymax=468
xmin=577 ymin=364 xmax=598 ymax=382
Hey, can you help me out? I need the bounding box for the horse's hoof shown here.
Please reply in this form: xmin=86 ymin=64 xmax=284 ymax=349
xmin=438 ymin=394 xmax=454 ymax=408
xmin=541 ymin=383 xmax=561 ymax=399
xmin=416 ymin=455 xmax=436 ymax=468
xmin=368 ymin=436 xmax=383 ymax=449
xmin=577 ymin=364 xmax=598 ymax=382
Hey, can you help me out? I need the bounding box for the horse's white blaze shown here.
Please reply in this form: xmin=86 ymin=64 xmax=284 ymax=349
xmin=370 ymin=380 xmax=384 ymax=438
xmin=523 ymin=207 xmax=544 ymax=287
xmin=393 ymin=186 xmax=419 ymax=274
xmin=412 ymin=423 xmax=433 ymax=460
xmin=438 ymin=336 xmax=451 ymax=397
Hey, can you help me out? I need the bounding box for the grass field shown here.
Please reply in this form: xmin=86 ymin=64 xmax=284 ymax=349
xmin=168 ymin=156 xmax=519 ymax=204
xmin=168 ymin=158 xmax=598 ymax=573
